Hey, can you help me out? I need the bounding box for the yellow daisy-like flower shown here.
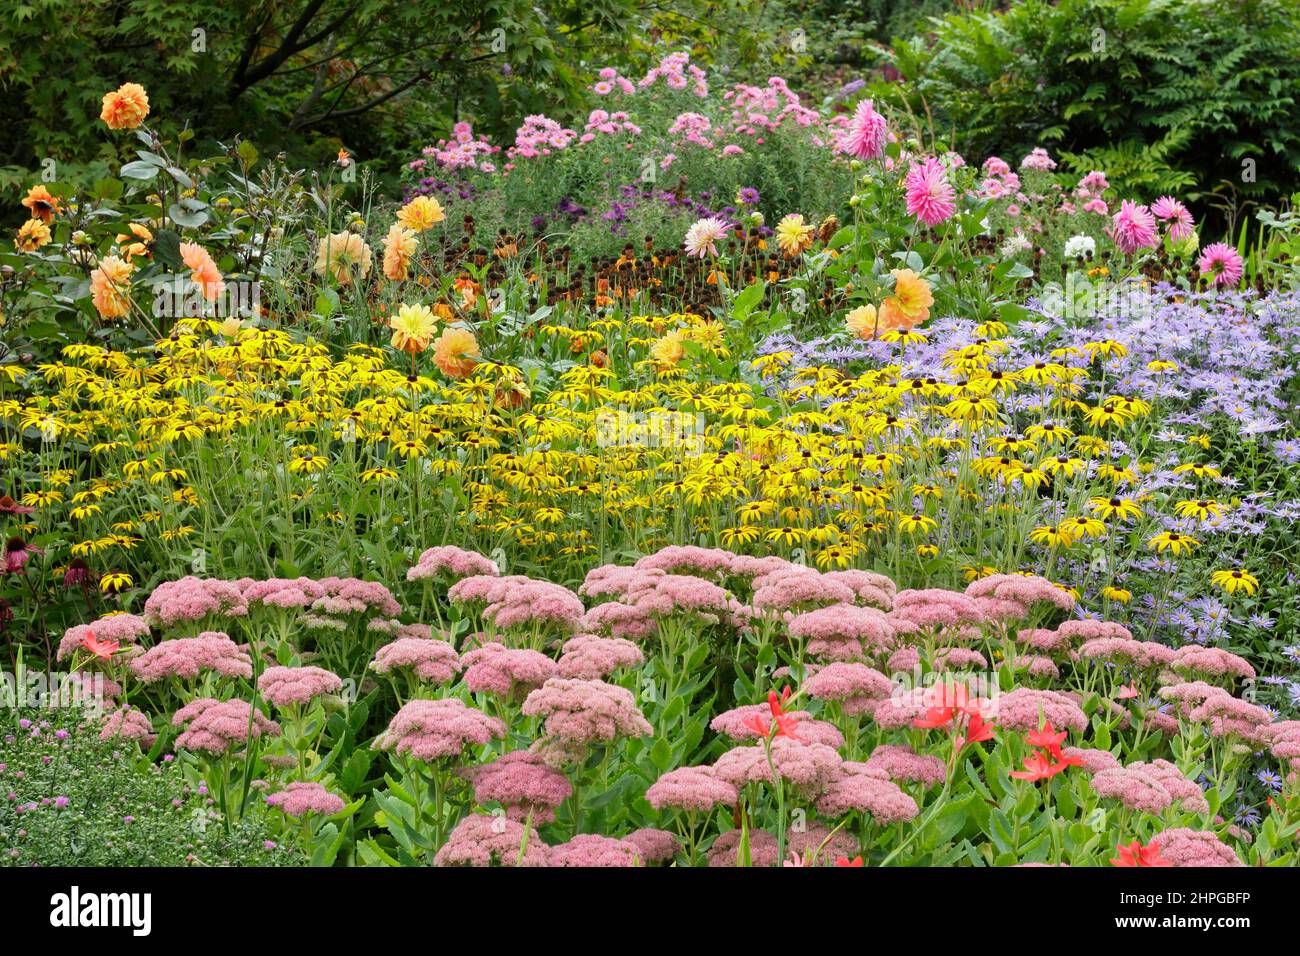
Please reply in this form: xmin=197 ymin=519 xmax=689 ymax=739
xmin=100 ymin=571 xmax=133 ymax=593
xmin=897 ymin=512 xmax=936 ymax=535
xmin=1148 ymin=531 xmax=1198 ymax=555
xmin=1088 ymin=496 xmax=1141 ymax=521
xmin=1210 ymin=569 xmax=1258 ymax=596
xmin=764 ymin=526 xmax=805 ymax=546
xmin=1172 ymin=498 xmax=1224 ymax=521
xmin=915 ymin=543 xmax=939 ymax=558
xmin=1029 ymin=524 xmax=1075 ymax=548
xmin=1100 ymin=586 xmax=1132 ymax=604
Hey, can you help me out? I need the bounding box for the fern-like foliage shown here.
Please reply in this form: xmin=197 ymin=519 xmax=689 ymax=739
xmin=870 ymin=0 xmax=1300 ymax=203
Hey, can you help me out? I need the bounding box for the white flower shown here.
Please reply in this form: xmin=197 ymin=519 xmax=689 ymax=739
xmin=1064 ymin=235 xmax=1096 ymax=260
xmin=1000 ymin=233 xmax=1032 ymax=257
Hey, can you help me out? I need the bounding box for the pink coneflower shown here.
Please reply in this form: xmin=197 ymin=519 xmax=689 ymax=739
xmin=1196 ymin=242 xmax=1243 ymax=288
xmin=903 ymin=157 xmax=956 ymax=227
xmin=1150 ymin=196 xmax=1195 ymax=241
xmin=839 ymin=99 xmax=888 ymax=160
xmin=1108 ymin=200 xmax=1158 ymax=254
xmin=683 ymin=217 xmax=730 ymax=258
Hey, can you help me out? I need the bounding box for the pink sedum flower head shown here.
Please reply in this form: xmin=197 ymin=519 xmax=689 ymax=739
xmin=257 ymin=665 xmax=343 ymax=708
xmin=460 ymin=641 xmax=557 ymax=700
xmin=267 ymin=781 xmax=345 ymax=818
xmin=549 ymin=834 xmax=643 ymax=867
xmin=462 ymin=750 xmax=572 ymax=823
xmin=172 ymin=698 xmax=280 ymax=754
xmin=434 ymin=814 xmax=550 ymax=867
xmin=522 ymin=678 xmax=653 ymax=745
xmin=374 ymin=698 xmax=506 ymax=761
xmin=370 ymin=637 xmax=460 ymax=685
xmin=130 ymin=632 xmax=253 ymax=683
xmin=557 ymin=634 xmax=645 ymax=680
xmin=100 ymin=705 xmax=156 ymax=747
xmin=57 ymin=614 xmax=150 ymax=661
xmin=645 ymin=765 xmax=739 ymax=813
xmin=407 ymin=545 xmax=500 ymax=582
xmin=144 ymin=576 xmax=249 ymax=628
xmin=1148 ymin=828 xmax=1245 ymax=867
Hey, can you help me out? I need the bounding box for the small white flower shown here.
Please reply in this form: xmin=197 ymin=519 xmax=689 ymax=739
xmin=1064 ymin=234 xmax=1096 ymax=259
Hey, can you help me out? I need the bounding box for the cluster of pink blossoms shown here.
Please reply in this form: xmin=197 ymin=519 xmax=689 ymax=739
xmin=448 ymin=574 xmax=585 ymax=636
xmin=172 ymin=698 xmax=280 ymax=754
xmin=369 ymin=636 xmax=460 ymax=685
xmin=267 ymin=781 xmax=345 ymax=818
xmin=56 ymin=613 xmax=150 ymax=660
xmin=374 ymin=698 xmax=505 ymax=761
xmin=144 ymin=577 xmax=248 ymax=628
xmin=406 ymin=545 xmax=499 ymax=583
xmin=130 ymin=632 xmax=253 ymax=683
xmin=257 ymin=665 xmax=343 ymax=708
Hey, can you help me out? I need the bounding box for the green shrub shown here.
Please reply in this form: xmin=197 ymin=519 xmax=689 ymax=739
xmin=874 ymin=0 xmax=1300 ymax=205
xmin=0 ymin=710 xmax=299 ymax=866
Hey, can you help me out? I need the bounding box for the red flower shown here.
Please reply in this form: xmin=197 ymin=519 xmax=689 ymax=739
xmin=1009 ymin=750 xmax=1068 ymax=781
xmin=835 ymin=856 xmax=864 ymax=867
xmin=912 ymin=681 xmax=981 ymax=729
xmin=744 ymin=686 xmax=803 ymax=742
xmin=1111 ymin=839 xmax=1171 ymax=867
xmin=79 ymin=629 xmax=120 ymax=661
xmin=954 ymin=710 xmax=996 ymax=752
xmin=1025 ymin=721 xmax=1068 ymax=759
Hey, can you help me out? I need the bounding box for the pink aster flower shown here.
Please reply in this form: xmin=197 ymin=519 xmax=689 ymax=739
xmin=903 ymin=157 xmax=956 ymax=227
xmin=1196 ymin=242 xmax=1243 ymax=288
